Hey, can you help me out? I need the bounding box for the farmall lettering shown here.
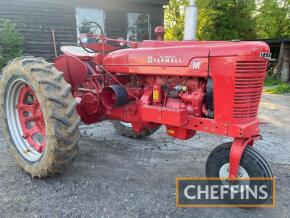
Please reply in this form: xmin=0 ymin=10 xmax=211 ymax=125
xmin=147 ymin=56 xmax=183 ymax=64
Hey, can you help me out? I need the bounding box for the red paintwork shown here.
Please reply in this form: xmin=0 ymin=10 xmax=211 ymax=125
xmin=180 ymin=89 xmax=205 ymax=117
xmin=228 ymin=137 xmax=254 ymax=180
xmin=54 ymin=55 xmax=88 ymax=90
xmin=54 ymin=32 xmax=270 ymax=179
xmin=17 ymin=85 xmax=46 ymax=153
xmin=154 ymin=26 xmax=165 ymax=41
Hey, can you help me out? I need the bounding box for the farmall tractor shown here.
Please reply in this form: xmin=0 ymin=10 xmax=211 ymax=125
xmin=0 ymin=22 xmax=273 ymax=203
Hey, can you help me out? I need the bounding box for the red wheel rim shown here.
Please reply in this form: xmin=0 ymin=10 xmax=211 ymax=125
xmin=17 ymin=84 xmax=46 ymax=153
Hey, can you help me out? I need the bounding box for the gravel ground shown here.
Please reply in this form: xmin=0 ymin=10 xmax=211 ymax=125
xmin=0 ymin=93 xmax=290 ymax=218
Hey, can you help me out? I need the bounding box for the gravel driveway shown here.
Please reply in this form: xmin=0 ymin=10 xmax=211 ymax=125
xmin=0 ymin=93 xmax=289 ymax=218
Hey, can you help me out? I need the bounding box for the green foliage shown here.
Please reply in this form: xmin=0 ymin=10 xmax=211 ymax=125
xmin=264 ymin=75 xmax=283 ymax=86
xmin=265 ymin=83 xmax=290 ymax=94
xmin=164 ymin=0 xmax=210 ymax=40
xmin=0 ymin=19 xmax=23 ymax=70
xmin=165 ymin=0 xmax=257 ymax=40
xmin=198 ymin=0 xmax=257 ymax=40
xmin=164 ymin=0 xmax=189 ymax=40
xmin=255 ymin=0 xmax=290 ymax=38
xmin=164 ymin=0 xmax=290 ymax=40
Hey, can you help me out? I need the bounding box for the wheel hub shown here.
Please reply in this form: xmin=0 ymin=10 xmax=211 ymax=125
xmin=33 ymin=102 xmax=45 ymax=132
xmin=6 ymin=79 xmax=47 ymax=162
xmin=219 ymin=163 xmax=250 ymax=186
xmin=17 ymin=85 xmax=46 ymax=153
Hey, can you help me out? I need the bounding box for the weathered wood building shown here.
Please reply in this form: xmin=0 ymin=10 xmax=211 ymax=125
xmin=263 ymin=38 xmax=290 ymax=82
xmin=0 ymin=0 xmax=168 ymax=60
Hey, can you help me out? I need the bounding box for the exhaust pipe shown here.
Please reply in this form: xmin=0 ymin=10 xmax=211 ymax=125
xmin=184 ymin=0 xmax=198 ymax=40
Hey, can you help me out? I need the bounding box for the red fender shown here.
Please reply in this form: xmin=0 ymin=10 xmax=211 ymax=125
xmin=54 ymin=55 xmax=88 ymax=90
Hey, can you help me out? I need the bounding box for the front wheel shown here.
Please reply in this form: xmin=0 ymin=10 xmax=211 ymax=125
xmin=110 ymin=121 xmax=160 ymax=139
xmin=206 ymin=142 xmax=274 ymax=204
xmin=0 ymin=57 xmax=81 ymax=178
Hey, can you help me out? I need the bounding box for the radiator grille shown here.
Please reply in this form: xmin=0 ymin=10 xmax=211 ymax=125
xmin=233 ymin=61 xmax=267 ymax=119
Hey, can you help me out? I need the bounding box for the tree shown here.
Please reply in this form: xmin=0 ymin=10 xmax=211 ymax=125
xmin=255 ymin=0 xmax=290 ymax=38
xmin=0 ymin=19 xmax=23 ymax=70
xmin=164 ymin=0 xmax=209 ymax=40
xmin=198 ymin=0 xmax=257 ymax=40
xmin=164 ymin=0 xmax=257 ymax=40
xmin=164 ymin=0 xmax=189 ymax=40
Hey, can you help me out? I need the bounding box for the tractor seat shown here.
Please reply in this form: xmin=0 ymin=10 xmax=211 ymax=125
xmin=60 ymin=46 xmax=97 ymax=60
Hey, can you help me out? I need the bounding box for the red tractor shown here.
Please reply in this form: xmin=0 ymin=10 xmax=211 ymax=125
xmin=0 ymin=24 xmax=273 ymax=202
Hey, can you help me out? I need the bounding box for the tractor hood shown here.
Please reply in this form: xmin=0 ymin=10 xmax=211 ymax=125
xmin=103 ymin=41 xmax=270 ymax=66
xmin=103 ymin=40 xmax=270 ymax=75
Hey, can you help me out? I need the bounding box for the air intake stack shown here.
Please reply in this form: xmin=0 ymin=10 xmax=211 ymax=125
xmin=184 ymin=0 xmax=198 ymax=40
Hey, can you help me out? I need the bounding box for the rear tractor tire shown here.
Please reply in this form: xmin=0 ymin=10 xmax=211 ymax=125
xmin=110 ymin=121 xmax=160 ymax=139
xmin=0 ymin=56 xmax=81 ymax=178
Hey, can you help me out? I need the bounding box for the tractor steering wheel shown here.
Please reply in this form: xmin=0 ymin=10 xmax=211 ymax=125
xmin=79 ymin=22 xmax=104 ymax=53
xmin=83 ymin=21 xmax=104 ymax=35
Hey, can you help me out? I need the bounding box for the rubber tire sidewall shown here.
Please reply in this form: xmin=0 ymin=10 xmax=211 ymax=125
xmin=206 ymin=142 xmax=273 ymax=204
xmin=1 ymin=69 xmax=59 ymax=174
xmin=0 ymin=57 xmax=80 ymax=177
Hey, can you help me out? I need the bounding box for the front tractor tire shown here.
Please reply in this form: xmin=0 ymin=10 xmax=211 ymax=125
xmin=0 ymin=57 xmax=81 ymax=178
xmin=110 ymin=121 xmax=160 ymax=139
xmin=206 ymin=142 xmax=273 ymax=204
